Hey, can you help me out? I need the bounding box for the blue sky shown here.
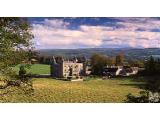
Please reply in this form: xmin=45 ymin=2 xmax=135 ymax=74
xmin=29 ymin=17 xmax=160 ymax=49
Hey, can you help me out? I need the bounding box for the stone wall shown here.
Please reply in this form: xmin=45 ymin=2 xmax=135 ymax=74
xmin=50 ymin=58 xmax=84 ymax=78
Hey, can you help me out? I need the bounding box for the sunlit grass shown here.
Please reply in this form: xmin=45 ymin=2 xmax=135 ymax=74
xmin=0 ymin=77 xmax=143 ymax=103
xmin=12 ymin=64 xmax=50 ymax=75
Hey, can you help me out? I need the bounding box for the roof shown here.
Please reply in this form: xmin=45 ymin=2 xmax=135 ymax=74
xmin=104 ymin=68 xmax=118 ymax=72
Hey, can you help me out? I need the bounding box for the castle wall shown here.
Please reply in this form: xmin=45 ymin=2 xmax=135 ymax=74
xmin=62 ymin=62 xmax=83 ymax=78
xmin=50 ymin=60 xmax=84 ymax=78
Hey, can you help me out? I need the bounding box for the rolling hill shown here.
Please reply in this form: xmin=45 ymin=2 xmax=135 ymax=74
xmin=36 ymin=48 xmax=160 ymax=60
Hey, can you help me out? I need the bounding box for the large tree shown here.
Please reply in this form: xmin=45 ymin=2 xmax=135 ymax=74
xmin=0 ymin=17 xmax=34 ymax=93
xmin=0 ymin=18 xmax=33 ymax=72
xmin=115 ymin=53 xmax=124 ymax=66
xmin=90 ymin=54 xmax=108 ymax=75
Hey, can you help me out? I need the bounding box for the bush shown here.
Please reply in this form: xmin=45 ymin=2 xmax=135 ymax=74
xmin=0 ymin=65 xmax=34 ymax=95
xmin=144 ymin=56 xmax=160 ymax=76
xmin=125 ymin=91 xmax=149 ymax=103
xmin=125 ymin=91 xmax=160 ymax=103
xmin=19 ymin=65 xmax=26 ymax=76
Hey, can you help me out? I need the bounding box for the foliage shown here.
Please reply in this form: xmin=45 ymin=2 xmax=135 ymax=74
xmin=18 ymin=65 xmax=34 ymax=94
xmin=126 ymin=90 xmax=160 ymax=103
xmin=90 ymin=53 xmax=126 ymax=75
xmin=143 ymin=57 xmax=160 ymax=102
xmin=0 ymin=65 xmax=34 ymax=96
xmin=0 ymin=17 xmax=34 ymax=95
xmin=28 ymin=50 xmax=39 ymax=64
xmin=128 ymin=59 xmax=145 ymax=68
xmin=0 ymin=17 xmax=33 ymax=71
xmin=0 ymin=18 xmax=34 ymax=69
xmin=38 ymin=56 xmax=52 ymax=64
xmin=90 ymin=54 xmax=108 ymax=75
xmin=115 ymin=53 xmax=124 ymax=66
xmin=144 ymin=76 xmax=160 ymax=93
xmin=18 ymin=65 xmax=31 ymax=81
xmin=144 ymin=56 xmax=160 ymax=75
xmin=0 ymin=17 xmax=34 ymax=83
xmin=125 ymin=91 xmax=149 ymax=103
xmin=19 ymin=65 xmax=27 ymax=76
xmin=125 ymin=75 xmax=160 ymax=103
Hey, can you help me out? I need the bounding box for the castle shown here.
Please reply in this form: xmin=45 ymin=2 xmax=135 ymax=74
xmin=50 ymin=56 xmax=89 ymax=79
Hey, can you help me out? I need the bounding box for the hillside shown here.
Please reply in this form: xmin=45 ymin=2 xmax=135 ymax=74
xmin=37 ymin=48 xmax=160 ymax=60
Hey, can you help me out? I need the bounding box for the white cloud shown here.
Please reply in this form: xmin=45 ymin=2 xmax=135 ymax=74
xmin=32 ymin=18 xmax=160 ymax=49
xmin=43 ymin=19 xmax=70 ymax=28
xmin=116 ymin=17 xmax=160 ymax=31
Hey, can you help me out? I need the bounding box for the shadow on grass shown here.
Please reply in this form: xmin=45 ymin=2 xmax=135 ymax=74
xmin=118 ymin=75 xmax=147 ymax=89
xmin=119 ymin=83 xmax=146 ymax=89
xmin=119 ymin=75 xmax=160 ymax=89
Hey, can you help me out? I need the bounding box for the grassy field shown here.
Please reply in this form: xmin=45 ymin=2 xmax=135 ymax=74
xmin=0 ymin=77 xmax=144 ymax=103
xmin=13 ymin=64 xmax=50 ymax=75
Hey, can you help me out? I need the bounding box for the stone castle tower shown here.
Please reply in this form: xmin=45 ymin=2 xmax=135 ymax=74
xmin=50 ymin=56 xmax=87 ymax=78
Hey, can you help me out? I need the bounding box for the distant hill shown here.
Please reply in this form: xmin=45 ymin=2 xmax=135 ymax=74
xmin=36 ymin=48 xmax=160 ymax=60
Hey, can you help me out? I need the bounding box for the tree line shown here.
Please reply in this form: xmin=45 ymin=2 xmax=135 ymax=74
xmin=90 ymin=53 xmax=144 ymax=75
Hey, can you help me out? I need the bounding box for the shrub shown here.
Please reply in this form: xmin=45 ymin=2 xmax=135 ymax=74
xmin=125 ymin=91 xmax=160 ymax=103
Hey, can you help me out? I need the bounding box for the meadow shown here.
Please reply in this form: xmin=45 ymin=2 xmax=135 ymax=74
xmin=13 ymin=64 xmax=50 ymax=75
xmin=0 ymin=64 xmax=145 ymax=103
xmin=0 ymin=77 xmax=144 ymax=103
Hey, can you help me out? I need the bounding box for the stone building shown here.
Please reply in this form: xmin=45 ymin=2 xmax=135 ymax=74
xmin=50 ymin=56 xmax=87 ymax=78
xmin=103 ymin=66 xmax=139 ymax=77
xmin=103 ymin=66 xmax=123 ymax=76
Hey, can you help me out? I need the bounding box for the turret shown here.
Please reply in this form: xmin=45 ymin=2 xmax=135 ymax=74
xmin=52 ymin=56 xmax=57 ymax=64
xmin=73 ymin=56 xmax=78 ymax=63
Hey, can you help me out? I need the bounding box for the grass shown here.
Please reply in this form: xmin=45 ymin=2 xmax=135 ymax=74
xmin=0 ymin=77 xmax=144 ymax=103
xmin=12 ymin=64 xmax=50 ymax=75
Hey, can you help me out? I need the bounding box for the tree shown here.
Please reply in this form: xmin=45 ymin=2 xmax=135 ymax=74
xmin=0 ymin=17 xmax=34 ymax=90
xmin=39 ymin=56 xmax=45 ymax=64
xmin=90 ymin=54 xmax=108 ymax=75
xmin=145 ymin=56 xmax=155 ymax=75
xmin=106 ymin=57 xmax=115 ymax=66
xmin=144 ymin=56 xmax=160 ymax=75
xmin=144 ymin=56 xmax=160 ymax=94
xmin=115 ymin=53 xmax=124 ymax=66
xmin=0 ymin=17 xmax=33 ymax=72
xmin=128 ymin=60 xmax=144 ymax=68
xmin=126 ymin=56 xmax=160 ymax=103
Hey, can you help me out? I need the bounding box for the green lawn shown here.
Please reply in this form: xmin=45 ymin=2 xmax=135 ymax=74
xmin=0 ymin=77 xmax=144 ymax=103
xmin=13 ymin=64 xmax=50 ymax=75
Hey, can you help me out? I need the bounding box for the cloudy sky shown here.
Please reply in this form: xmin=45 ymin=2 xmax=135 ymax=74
xmin=29 ymin=17 xmax=160 ymax=49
